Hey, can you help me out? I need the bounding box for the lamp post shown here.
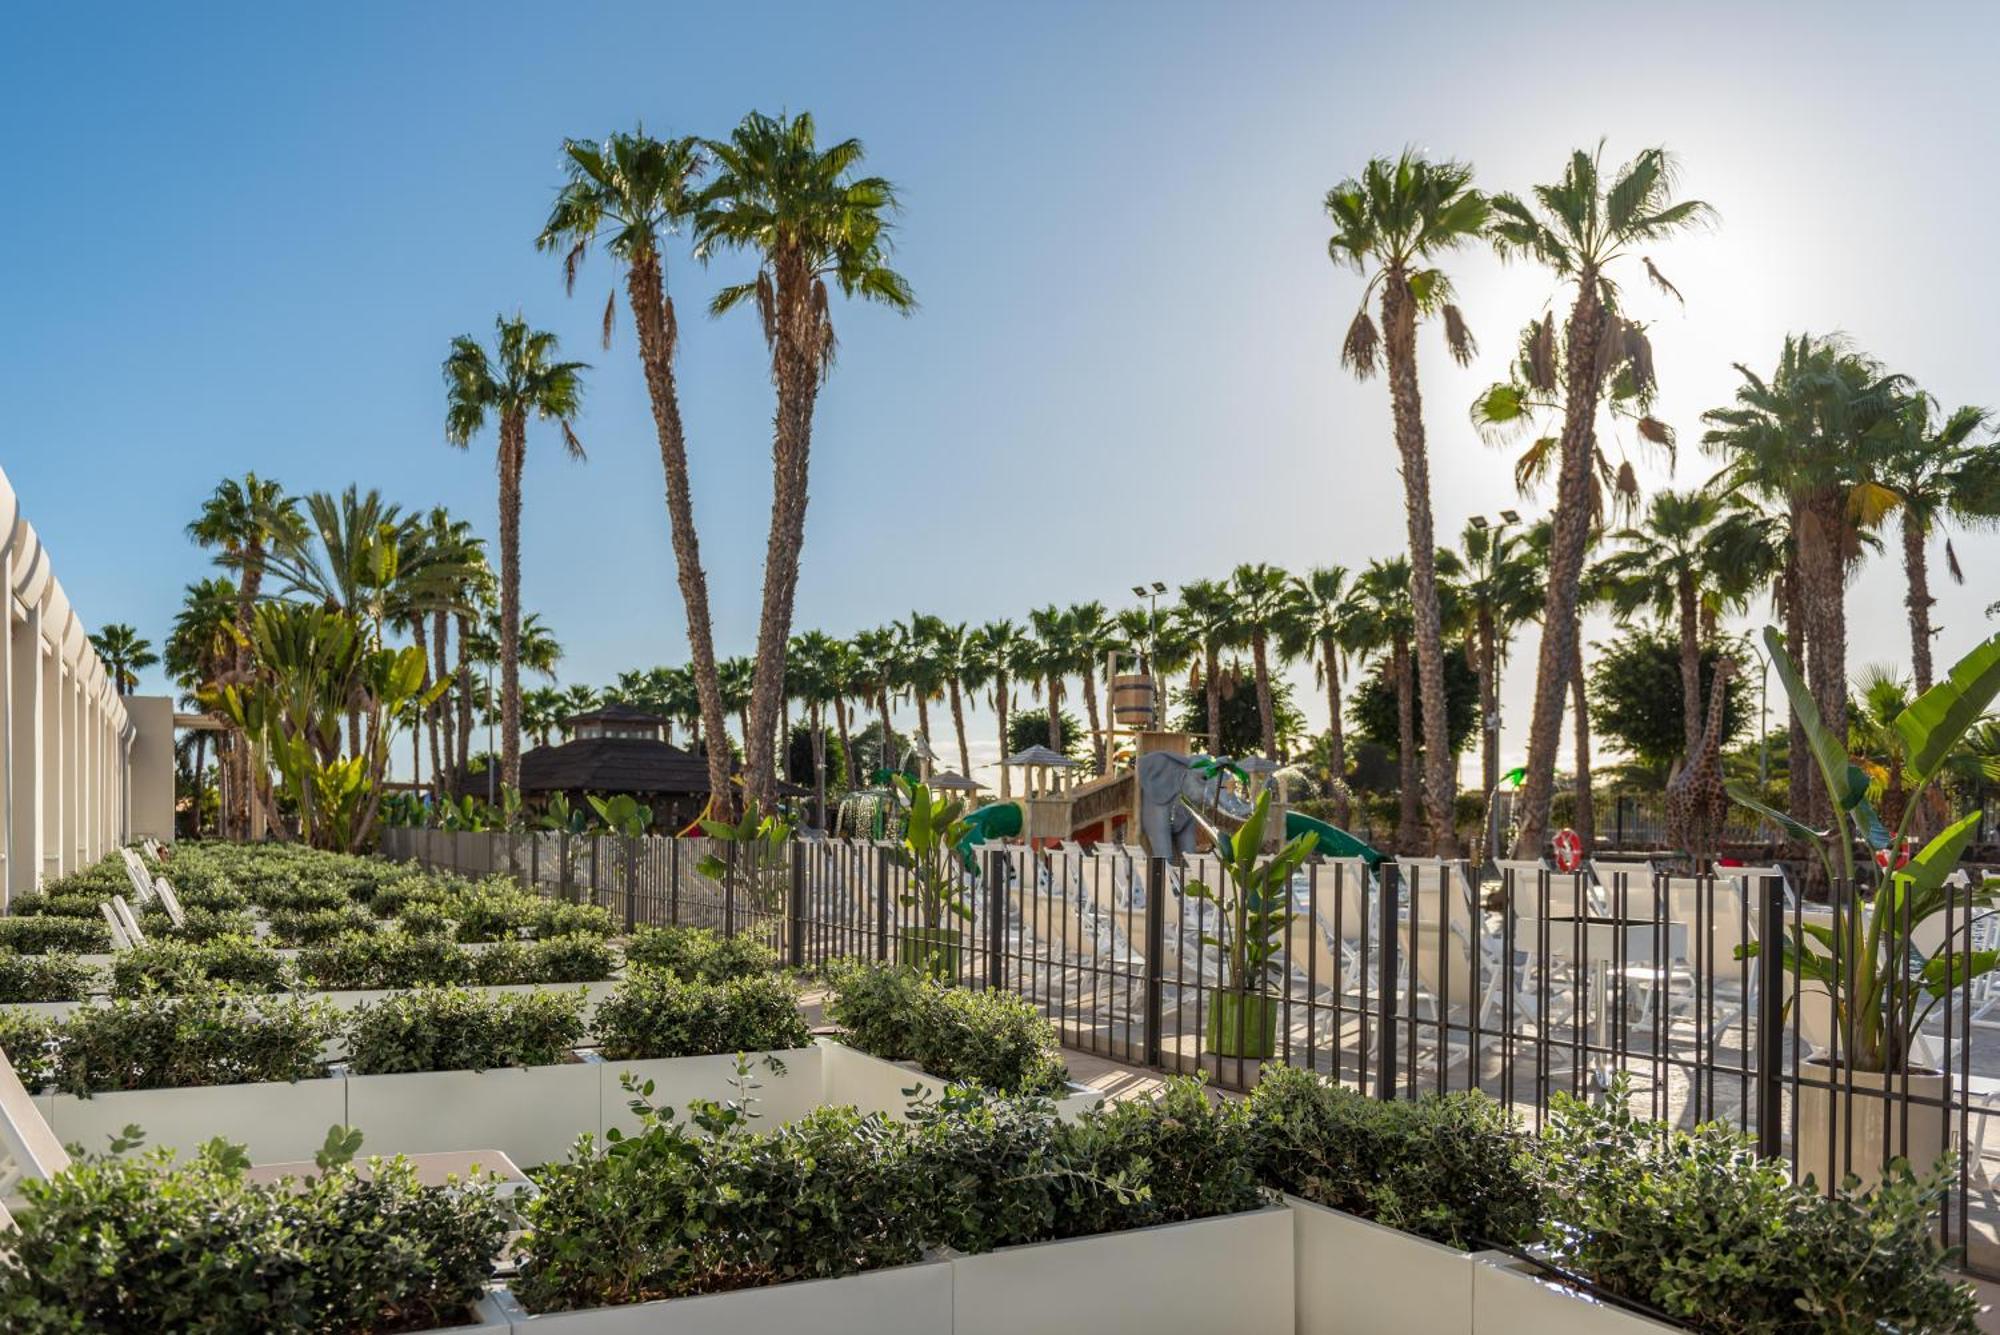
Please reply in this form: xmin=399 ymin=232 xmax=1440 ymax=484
xmin=1131 ymin=581 xmax=1167 ymax=728
xmin=485 ymin=660 xmax=496 ymax=805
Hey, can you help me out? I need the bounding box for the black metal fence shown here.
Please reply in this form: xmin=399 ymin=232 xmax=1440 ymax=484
xmin=379 ymin=827 xmax=2000 ymax=1275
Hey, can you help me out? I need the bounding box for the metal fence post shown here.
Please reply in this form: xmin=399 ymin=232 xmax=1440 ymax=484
xmin=874 ymin=845 xmax=891 ymax=962
xmin=669 ymin=837 xmax=681 ymax=927
xmin=588 ymin=837 xmax=601 ymax=908
xmin=558 ymin=833 xmax=572 ymax=903
xmin=622 ymin=836 xmax=638 ymax=934
xmin=787 ymin=841 xmax=807 ymax=969
xmin=1756 ymin=872 xmax=1785 ymax=1160
xmin=985 ymin=849 xmax=1007 ymax=992
xmin=723 ymin=841 xmax=738 ymax=938
xmin=1375 ymin=861 xmax=1401 ymax=1100
xmin=1143 ymin=856 xmax=1166 ymax=1068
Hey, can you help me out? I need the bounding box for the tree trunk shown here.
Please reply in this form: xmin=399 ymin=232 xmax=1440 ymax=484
xmin=1513 ymin=276 xmax=1606 ymax=859
xmin=877 ymin=689 xmax=893 ymax=775
xmin=833 ymin=696 xmax=853 ymax=793
xmin=949 ymin=681 xmax=971 ymax=778
xmin=1781 ymin=532 xmax=1812 ymax=827
xmin=812 ymin=701 xmax=828 ymax=829
xmin=743 ymin=253 xmax=824 ymax=815
xmin=191 ymin=731 xmax=208 ymax=837
xmin=1319 ymin=635 xmax=1350 ymax=827
xmin=455 ymin=613 xmax=474 ymax=786
xmin=1477 ymin=613 xmax=1498 ymax=801
xmin=1798 ymin=487 xmax=1849 ymax=834
xmin=1394 ymin=637 xmax=1421 ymax=851
xmin=432 ymin=611 xmax=453 ymax=799
xmin=1251 ymin=632 xmax=1277 ymax=758
xmin=1903 ymin=514 xmax=1935 ymax=694
xmin=1380 ymin=271 xmax=1456 ymax=855
xmin=497 ymin=412 xmax=525 ymax=793
xmin=625 ymin=254 xmax=735 ymax=819
xmin=914 ymin=692 xmax=933 ymax=772
xmin=1677 ymin=570 xmax=1702 ymax=764
xmin=1204 ymin=649 xmax=1222 ymax=752
xmin=1570 ymin=624 xmax=1595 ymax=851
xmin=1046 ymin=678 xmax=1064 ymax=751
xmin=995 ymin=677 xmax=1011 ymax=800
xmin=1080 ymin=668 xmax=1105 ymax=773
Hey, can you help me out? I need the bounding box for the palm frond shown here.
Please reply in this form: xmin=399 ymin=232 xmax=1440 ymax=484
xmin=1341 ymin=307 xmax=1380 ymax=378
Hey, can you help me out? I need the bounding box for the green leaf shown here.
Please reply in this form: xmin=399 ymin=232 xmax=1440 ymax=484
xmin=1724 ymin=782 xmax=1827 ymax=846
xmin=1895 ymin=632 xmax=2000 ymax=784
xmin=1838 ymin=764 xmax=1871 ymax=813
xmin=1761 ymin=627 xmax=1847 ymax=793
xmin=314 ymin=1124 xmax=365 ymax=1172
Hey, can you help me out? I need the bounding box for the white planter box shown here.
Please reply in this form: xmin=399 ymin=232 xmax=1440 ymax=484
xmin=409 ymin=1291 xmax=512 ymax=1333
xmin=345 ymin=1060 xmax=600 ymax=1166
xmin=818 ymin=1040 xmax=1105 ymax=1122
xmin=951 ymin=1206 xmax=1293 ymax=1335
xmin=1470 ymin=1254 xmax=1681 ymax=1334
xmin=596 ymin=1046 xmax=826 ymax=1140
xmin=46 ymin=1075 xmax=346 ymax=1163
xmin=490 ymin=1258 xmax=953 ymax=1334
xmin=1289 ymin=1194 xmax=1473 ymax=1334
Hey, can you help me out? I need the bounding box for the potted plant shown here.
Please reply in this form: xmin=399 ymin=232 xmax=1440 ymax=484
xmin=1727 ymin=626 xmax=2000 ymax=1189
xmin=886 ymin=776 xmax=974 ymax=980
xmin=1186 ymin=790 xmax=1317 ymax=1059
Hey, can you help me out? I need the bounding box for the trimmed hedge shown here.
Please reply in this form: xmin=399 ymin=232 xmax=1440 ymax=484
xmin=0 ymin=952 xmax=96 ymax=1004
xmin=5 ymin=987 xmax=339 ymax=1095
xmin=624 ymin=925 xmax=778 ymax=982
xmin=826 ymin=960 xmax=1068 ymax=1096
xmin=109 ymin=935 xmax=289 ymax=997
xmin=0 ymin=915 xmax=111 ymax=956
xmin=594 ymin=968 xmax=812 ymax=1062
xmin=346 ymin=986 xmax=589 ymax=1075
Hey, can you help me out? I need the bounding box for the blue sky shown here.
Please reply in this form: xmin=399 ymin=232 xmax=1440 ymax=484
xmin=5 ymin=2 xmax=1997 ymax=783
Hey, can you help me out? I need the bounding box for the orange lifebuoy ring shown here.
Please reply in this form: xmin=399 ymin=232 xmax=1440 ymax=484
xmin=1552 ymin=828 xmax=1584 ymax=873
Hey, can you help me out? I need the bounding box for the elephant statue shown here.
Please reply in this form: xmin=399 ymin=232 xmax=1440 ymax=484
xmin=1134 ymin=751 xmax=1251 ymax=858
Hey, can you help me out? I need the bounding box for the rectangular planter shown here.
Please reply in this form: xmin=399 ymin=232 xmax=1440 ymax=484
xmin=1470 ymin=1254 xmax=1681 ymax=1334
xmin=951 ymin=1206 xmax=1293 ymax=1335
xmin=345 ymin=1060 xmax=600 ymax=1167
xmin=596 ymin=1046 xmax=826 ymax=1141
xmin=490 ymin=1258 xmax=954 ymax=1334
xmin=818 ymin=1041 xmax=1105 ymax=1123
xmin=1289 ymin=1194 xmax=1473 ymax=1334
xmin=47 ymin=1075 xmax=346 ymax=1164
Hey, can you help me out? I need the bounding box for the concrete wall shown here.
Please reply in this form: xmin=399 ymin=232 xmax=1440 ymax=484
xmin=125 ymin=696 xmax=175 ymax=847
xmin=0 ymin=463 xmax=135 ymax=906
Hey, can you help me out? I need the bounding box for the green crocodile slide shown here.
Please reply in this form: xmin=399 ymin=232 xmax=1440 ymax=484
xmin=1282 ymin=810 xmax=1384 ymax=869
xmin=955 ymin=801 xmax=1023 ymax=867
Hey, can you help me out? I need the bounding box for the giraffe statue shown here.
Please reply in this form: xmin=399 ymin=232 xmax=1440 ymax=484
xmin=1666 ymin=656 xmax=1737 ymax=871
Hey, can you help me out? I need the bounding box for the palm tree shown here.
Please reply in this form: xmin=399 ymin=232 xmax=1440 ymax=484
xmin=89 ymin=624 xmax=158 ymax=695
xmin=1701 ymin=334 xmax=1905 ymax=831
xmin=540 ymin=131 xmax=736 ymax=817
xmin=1026 ymin=605 xmax=1076 ymax=754
xmin=894 ymin=615 xmax=947 ymax=767
xmin=849 ymin=626 xmax=900 ymax=778
xmin=822 ymin=639 xmax=859 ymax=790
xmin=719 ymin=656 xmax=755 ymax=759
xmin=1227 ymin=565 xmax=1291 ymax=759
xmin=1348 ymin=558 xmax=1422 ymax=848
xmin=925 ymin=618 xmax=979 ymax=779
xmin=1327 ymin=149 xmax=1489 ymax=854
xmin=1486 ymin=143 xmax=1712 ymax=860
xmin=1173 ymin=580 xmax=1237 ymax=752
xmin=521 ymin=686 xmax=565 ymax=747
xmin=788 ymin=630 xmax=843 ymax=824
xmin=443 ymin=314 xmax=588 ymax=793
xmin=165 ymin=577 xmax=237 ymax=836
xmin=1278 ymin=566 xmax=1358 ymax=824
xmin=1452 ymin=523 xmax=1544 ymax=802
xmin=695 ymin=110 xmax=916 ymax=813
xmin=1875 ymin=392 xmax=1999 ymax=692
xmin=970 ymin=619 xmax=1033 ymax=797
xmin=188 ymin=473 xmax=299 ymax=837
xmin=1065 ymin=601 xmax=1117 ymax=772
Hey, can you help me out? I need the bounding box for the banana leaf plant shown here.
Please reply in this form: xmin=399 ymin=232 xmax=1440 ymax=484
xmin=697 ymin=800 xmax=794 ymax=909
xmin=886 ymin=776 xmax=974 ymax=931
xmin=1185 ymin=789 xmax=1318 ymax=996
xmin=1727 ymin=626 xmax=2000 ymax=1074
xmin=537 ymin=792 xmax=591 ymax=835
xmin=589 ymin=794 xmax=654 ymax=839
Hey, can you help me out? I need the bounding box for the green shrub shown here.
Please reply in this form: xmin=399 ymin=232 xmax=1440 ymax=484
xmin=0 ymin=915 xmax=111 ymax=955
xmin=625 ymin=925 xmax=778 ymax=982
xmin=826 ymin=961 xmax=1067 ymax=1096
xmin=594 ymin=968 xmax=811 ymax=1061
xmin=394 ymin=900 xmax=454 ymax=938
xmin=0 ymin=1135 xmax=510 ymax=1332
xmin=0 ymin=952 xmax=97 ymax=1003
xmin=295 ymin=932 xmax=474 ymax=991
xmin=470 ymin=935 xmax=618 ymax=986
xmin=30 ymin=987 xmax=338 ymax=1095
xmin=1246 ymin=1064 xmax=1541 ymax=1249
xmin=1537 ymin=1088 xmax=1978 ymax=1333
xmin=1064 ymin=1077 xmax=1267 ymax=1233
xmin=10 ymin=891 xmax=116 ymax=919
xmin=269 ymin=903 xmax=379 ymax=947
xmin=140 ymin=904 xmax=261 ymax=943
xmin=513 ymin=1104 xmax=923 ymax=1312
xmin=0 ymin=1008 xmax=61 ymax=1088
xmin=346 ymin=987 xmax=588 ymax=1075
xmin=109 ymin=935 xmax=289 ymax=997
xmin=369 ymin=875 xmax=450 ymax=919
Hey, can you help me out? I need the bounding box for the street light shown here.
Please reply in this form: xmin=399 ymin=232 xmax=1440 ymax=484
xmin=1133 ymin=581 xmax=1168 ymax=727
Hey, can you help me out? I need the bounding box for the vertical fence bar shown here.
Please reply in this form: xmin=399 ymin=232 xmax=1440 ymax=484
xmin=1143 ymin=856 xmax=1166 ymax=1068
xmin=985 ymin=849 xmax=1006 ymax=992
xmin=1375 ymin=861 xmax=1400 ymax=1100
xmin=723 ymin=841 xmax=737 ymax=938
xmin=1755 ymin=872 xmax=1784 ymax=1160
xmin=558 ymin=833 xmax=572 ymax=903
xmin=787 ymin=840 xmax=806 ymax=968
xmin=668 ymin=837 xmax=681 ymax=927
xmin=622 ymin=836 xmax=638 ymax=933
xmin=874 ymin=845 xmax=891 ymax=962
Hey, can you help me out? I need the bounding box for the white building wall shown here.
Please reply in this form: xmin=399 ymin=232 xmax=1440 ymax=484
xmin=0 ymin=464 xmax=135 ymax=906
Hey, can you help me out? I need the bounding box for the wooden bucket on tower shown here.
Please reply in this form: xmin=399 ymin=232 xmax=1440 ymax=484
xmin=1111 ymin=674 xmax=1156 ymax=729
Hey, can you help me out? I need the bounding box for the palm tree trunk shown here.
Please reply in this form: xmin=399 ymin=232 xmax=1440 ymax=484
xmin=1380 ymin=271 xmax=1456 ymax=855
xmin=995 ymin=678 xmax=1012 ymax=800
xmin=914 ymin=693 xmax=933 ymax=773
xmin=1251 ymin=633 xmax=1277 ymax=758
xmin=625 ymin=255 xmax=735 ymax=819
xmin=1513 ymin=278 xmax=1607 ymax=860
xmin=833 ymin=696 xmax=853 ymax=791
xmin=1903 ymin=514 xmax=1936 ymax=693
xmin=1476 ymin=614 xmax=1498 ymax=800
xmin=455 ymin=613 xmax=474 ymax=786
xmin=1204 ymin=649 xmax=1222 ymax=752
xmin=812 ymin=702 xmax=828 ymax=829
xmin=1799 ymin=488 xmax=1849 ymax=833
xmin=191 ymin=731 xmax=208 ymax=837
xmin=1570 ymin=624 xmax=1595 ymax=851
xmin=1393 ymin=637 xmax=1421 ymax=851
xmin=1046 ymin=678 xmax=1064 ymax=752
xmin=1780 ymin=535 xmax=1812 ymax=830
xmin=1320 ymin=635 xmax=1350 ymax=827
xmin=1677 ymin=572 xmax=1702 ymax=763
xmin=949 ymin=682 xmax=971 ymax=779
xmin=743 ymin=255 xmax=824 ymax=816
xmin=498 ymin=411 xmax=524 ymax=799
xmin=1080 ymin=669 xmax=1105 ymax=773
xmin=432 ymin=611 xmax=453 ymax=799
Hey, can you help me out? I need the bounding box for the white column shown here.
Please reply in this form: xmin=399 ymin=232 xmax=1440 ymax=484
xmin=37 ymin=628 xmax=57 ymax=886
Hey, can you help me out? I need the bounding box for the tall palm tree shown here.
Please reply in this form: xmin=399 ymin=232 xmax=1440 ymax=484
xmin=1278 ymin=566 xmax=1358 ymax=824
xmin=822 ymin=638 xmax=859 ymax=790
xmin=787 ymin=629 xmax=843 ymax=824
xmin=1452 ymin=523 xmax=1544 ymax=802
xmin=1173 ymin=580 xmax=1237 ymax=753
xmin=849 ymin=626 xmax=900 ymax=778
xmin=540 ymin=129 xmax=736 ymax=817
xmin=1227 ymin=564 xmax=1291 ymax=759
xmin=894 ymin=615 xmax=947 ymax=767
xmin=521 ymin=686 xmax=565 ymax=748
xmin=970 ymin=619 xmax=1033 ymax=797
xmin=444 ymin=314 xmax=588 ymax=793
xmin=695 ymin=110 xmax=915 ymax=813
xmin=1348 ymin=558 xmax=1422 ymax=848
xmin=1065 ymin=601 xmax=1116 ymax=772
xmin=89 ymin=624 xmax=158 ymax=695
xmin=188 ymin=473 xmax=299 ymax=837
xmin=925 ymin=618 xmax=978 ymax=778
xmin=1327 ymin=149 xmax=1489 ymax=854
xmin=165 ymin=577 xmax=237 ymax=836
xmin=719 ymin=656 xmax=756 ymax=759
xmin=1486 ymin=143 xmax=1712 ymax=860
xmin=1026 ymin=605 xmax=1076 ymax=754
xmin=1701 ymin=334 xmax=1904 ymax=831
xmin=1874 ymin=392 xmax=1999 ymax=692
